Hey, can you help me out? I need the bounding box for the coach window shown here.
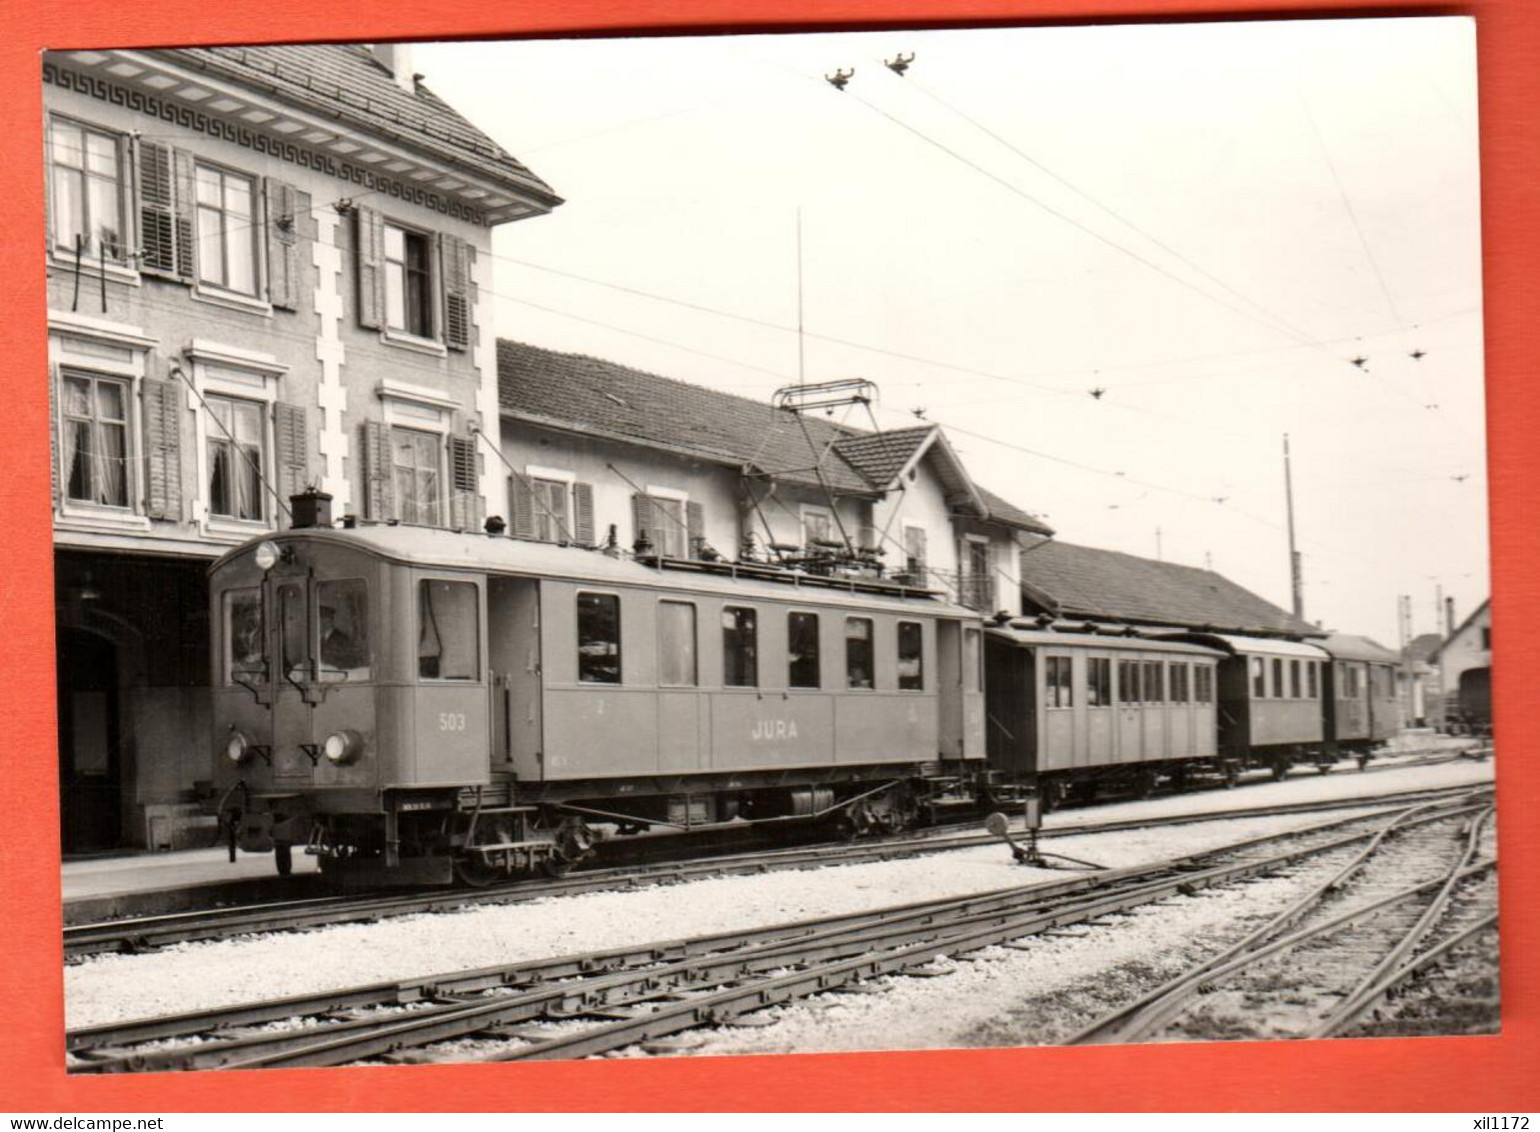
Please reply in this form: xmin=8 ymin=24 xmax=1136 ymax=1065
xmin=1195 ymin=665 xmax=1213 ymax=704
xmin=317 ymin=579 xmax=370 ymax=681
xmin=1270 ymin=658 xmax=1282 ymax=699
xmin=1252 ymin=657 xmax=1266 ymax=697
xmin=723 ymin=606 xmax=758 ymax=687
xmin=788 ymin=612 xmax=821 ymax=689
xmin=1307 ymin=661 xmax=1319 ymax=699
xmin=657 ymin=601 xmax=696 ymax=687
xmin=897 ymin=621 xmax=924 ymax=691
xmin=845 ymin=618 xmax=875 ymax=690
xmin=1143 ymin=660 xmax=1164 ymax=703
xmin=574 ymin=592 xmax=621 ymax=685
xmin=419 ymin=580 xmax=480 ymax=681
xmin=1289 ymin=659 xmax=1302 ymax=699
xmin=1118 ymin=659 xmax=1140 ymax=705
xmin=224 ymin=588 xmax=265 ymax=684
xmin=1045 ymin=656 xmax=1072 ymax=708
xmin=1170 ymin=663 xmax=1189 ymax=703
xmin=1087 ymin=657 xmax=1111 ymax=707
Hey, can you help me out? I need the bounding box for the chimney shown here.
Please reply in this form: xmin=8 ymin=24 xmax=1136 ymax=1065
xmin=1445 ymin=596 xmax=1457 ymax=637
xmin=290 ymin=488 xmax=334 ymax=530
xmin=371 ymin=43 xmax=416 ymax=94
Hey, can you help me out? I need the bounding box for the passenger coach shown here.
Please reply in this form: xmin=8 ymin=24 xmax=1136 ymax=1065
xmin=984 ymin=623 xmax=1224 ymax=801
xmin=210 ymin=517 xmax=986 ymax=883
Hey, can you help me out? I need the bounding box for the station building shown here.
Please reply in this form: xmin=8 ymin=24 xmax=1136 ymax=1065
xmin=1429 ymin=599 xmax=1492 ymax=730
xmin=45 ymin=44 xmax=559 ymax=852
xmin=495 ymin=341 xmax=1053 ymax=617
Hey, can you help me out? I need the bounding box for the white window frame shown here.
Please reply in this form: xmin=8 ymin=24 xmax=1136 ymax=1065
xmin=800 ymin=503 xmax=835 ymax=549
xmin=380 ymin=220 xmax=446 ymax=355
xmin=526 ymin=464 xmax=575 ymax=544
xmin=643 ymin=484 xmax=689 ymax=559
xmin=46 ymin=115 xmax=140 ymax=287
xmin=190 ymin=159 xmax=271 ymax=316
xmin=376 ymin=380 xmax=452 ymax=527
xmin=188 ymin=341 xmax=285 ymax=539
xmin=900 ymin=521 xmax=929 ymax=579
xmin=48 ymin=313 xmax=156 ymax=533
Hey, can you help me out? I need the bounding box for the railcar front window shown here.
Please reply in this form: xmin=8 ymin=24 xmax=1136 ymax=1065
xmin=723 ymin=606 xmax=758 ymax=687
xmin=897 ymin=621 xmax=924 ymax=691
xmin=317 ymin=579 xmax=370 ymax=681
xmin=657 ymin=600 xmax=695 ymax=687
xmin=788 ymin=612 xmax=821 ymax=689
xmin=845 ymin=618 xmax=874 ymax=690
xmin=1290 ymin=660 xmax=1302 ymax=699
xmin=419 ymin=580 xmax=480 ymax=680
xmin=224 ymin=588 xmax=265 ymax=684
xmin=1308 ymin=662 xmax=1319 ymax=699
xmin=1272 ymin=658 xmax=1284 ymax=699
xmin=576 ymin=592 xmax=621 ymax=684
xmin=279 ymin=583 xmax=308 ymax=680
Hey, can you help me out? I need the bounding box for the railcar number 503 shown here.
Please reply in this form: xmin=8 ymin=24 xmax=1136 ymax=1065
xmin=438 ymin=713 xmax=468 ymax=732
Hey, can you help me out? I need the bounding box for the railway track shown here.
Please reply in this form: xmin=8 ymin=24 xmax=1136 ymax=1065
xmin=64 ymin=779 xmax=1493 ymax=960
xmin=67 ymin=786 xmax=1493 ymax=1070
xmin=1066 ymin=797 xmax=1497 ymax=1045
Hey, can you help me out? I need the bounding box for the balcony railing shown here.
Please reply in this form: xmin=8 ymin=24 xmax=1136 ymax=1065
xmin=929 ymin=569 xmax=995 ymax=612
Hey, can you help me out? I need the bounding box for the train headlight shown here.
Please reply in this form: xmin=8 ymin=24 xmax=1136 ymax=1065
xmin=226 ymin=731 xmax=251 ymax=765
xmin=253 ymin=540 xmax=282 ymax=571
xmin=323 ymin=729 xmax=363 ymax=766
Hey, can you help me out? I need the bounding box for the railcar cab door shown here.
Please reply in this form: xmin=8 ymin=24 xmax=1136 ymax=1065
xmin=410 ymin=571 xmax=490 ymax=787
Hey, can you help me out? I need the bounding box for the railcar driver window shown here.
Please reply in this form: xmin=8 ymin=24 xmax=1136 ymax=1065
xmin=788 ymin=612 xmax=820 ymax=689
xmin=419 ymin=580 xmax=479 ymax=680
xmin=317 ymin=579 xmax=370 ymax=681
xmin=224 ymin=588 xmax=264 ymax=684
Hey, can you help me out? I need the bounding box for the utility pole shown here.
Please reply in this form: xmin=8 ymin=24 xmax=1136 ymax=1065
xmin=1435 ymin=582 xmax=1444 ymax=636
xmin=1284 ymin=434 xmax=1303 ymax=619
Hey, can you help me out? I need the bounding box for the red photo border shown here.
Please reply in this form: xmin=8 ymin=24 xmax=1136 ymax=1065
xmin=2 ymin=0 xmax=1533 ymax=1112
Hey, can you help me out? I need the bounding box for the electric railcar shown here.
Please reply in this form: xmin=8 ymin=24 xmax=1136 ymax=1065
xmin=211 ymin=515 xmax=1405 ymax=883
xmin=210 ymin=519 xmax=987 ymax=884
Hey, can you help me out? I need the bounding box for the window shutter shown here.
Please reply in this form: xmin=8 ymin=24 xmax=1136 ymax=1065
xmin=439 ymin=233 xmax=471 ymax=350
xmin=449 ymin=434 xmax=479 ymax=530
xmin=47 ymin=368 xmax=59 ymax=509
xmin=355 ymin=206 xmax=385 ymax=329
xmin=686 ymin=500 xmax=704 ymax=558
xmin=141 ymin=377 xmax=182 ymax=520
xmin=172 ymin=151 xmax=196 ymax=281
xmin=136 ymin=141 xmax=178 ymax=278
xmin=264 ymin=178 xmax=301 ymax=311
xmin=572 ymin=482 xmax=595 ymax=545
xmin=510 ymin=475 xmax=536 ymax=539
xmin=361 ymin=419 xmax=394 ymax=519
xmin=631 ymin=493 xmax=655 ymax=551
xmin=274 ymin=403 xmax=308 ymax=502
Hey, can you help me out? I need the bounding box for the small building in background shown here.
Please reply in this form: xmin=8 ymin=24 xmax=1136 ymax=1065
xmin=1430 ymin=599 xmax=1492 ymax=733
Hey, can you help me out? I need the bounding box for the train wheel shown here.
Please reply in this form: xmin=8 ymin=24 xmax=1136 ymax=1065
xmin=1135 ymin=771 xmax=1157 ymax=800
xmin=540 ymin=856 xmax=572 ymax=879
xmin=1317 ymin=762 xmax=1334 ymax=776
xmin=274 ymin=841 xmax=293 ymax=877
xmin=1271 ymin=762 xmax=1289 ymax=782
xmin=1222 ymin=764 xmax=1240 ymax=790
xmin=455 ymin=854 xmax=504 ymax=887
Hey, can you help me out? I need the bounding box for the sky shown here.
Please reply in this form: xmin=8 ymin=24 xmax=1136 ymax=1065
xmin=414 ymin=18 xmax=1486 ymax=646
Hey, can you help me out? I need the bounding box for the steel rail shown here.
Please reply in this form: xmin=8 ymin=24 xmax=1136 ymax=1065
xmin=1311 ymin=805 xmax=1496 ymax=1038
xmin=70 ymin=791 xmax=1490 ymax=1071
xmin=65 ymin=780 xmax=1494 ymax=959
xmin=1064 ymin=799 xmax=1491 ymax=1045
xmin=1329 ymin=909 xmax=1499 ymax=1037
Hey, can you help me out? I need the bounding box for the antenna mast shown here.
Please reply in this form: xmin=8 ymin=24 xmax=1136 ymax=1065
xmin=1284 ymin=433 xmax=1303 ymax=619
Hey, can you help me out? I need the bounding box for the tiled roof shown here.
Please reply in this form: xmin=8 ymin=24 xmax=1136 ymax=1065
xmin=1018 ymin=540 xmax=1316 ymax=636
xmin=975 ymin=485 xmax=1054 ymax=537
xmin=831 ymin=427 xmax=934 ymax=487
xmin=497 ymin=341 xmax=874 ymax=493
xmin=166 ymin=45 xmax=560 ymax=205
xmin=1403 ymin=632 xmax=1445 ymax=664
xmin=1320 ymin=632 xmax=1401 ymax=664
